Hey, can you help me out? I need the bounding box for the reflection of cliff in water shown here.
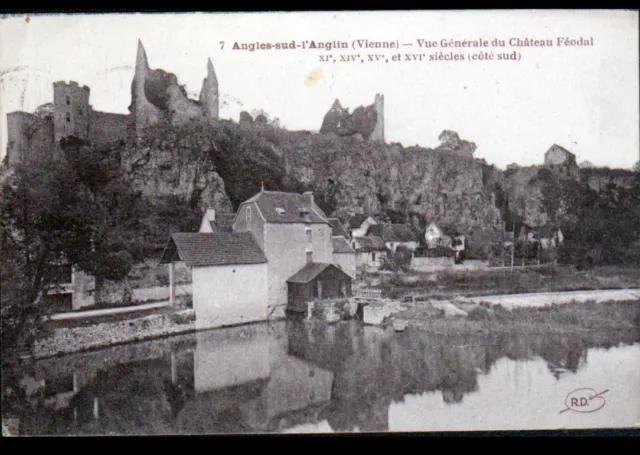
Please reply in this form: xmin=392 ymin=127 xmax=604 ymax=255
xmin=11 ymin=319 xmax=636 ymax=435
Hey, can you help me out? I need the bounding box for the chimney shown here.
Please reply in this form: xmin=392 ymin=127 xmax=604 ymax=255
xmin=302 ymin=191 xmax=314 ymax=206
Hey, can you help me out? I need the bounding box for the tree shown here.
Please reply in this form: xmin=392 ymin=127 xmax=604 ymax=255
xmin=1 ymin=157 xmax=90 ymax=352
xmin=633 ymin=161 xmax=640 ymax=173
xmin=1 ymin=140 xmax=143 ymax=353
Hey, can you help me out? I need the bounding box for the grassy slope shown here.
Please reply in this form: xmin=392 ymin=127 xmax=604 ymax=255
xmin=380 ymin=265 xmax=640 ymax=300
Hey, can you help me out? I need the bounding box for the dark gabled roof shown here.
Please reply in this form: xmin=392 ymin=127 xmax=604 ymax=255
xmin=160 ymin=232 xmax=267 ymax=267
xmin=328 ymin=218 xmax=350 ymax=238
xmin=546 ymin=144 xmax=575 ymax=157
xmin=287 ymin=262 xmax=351 ymax=284
xmin=345 ymin=214 xmax=369 ymax=229
xmin=332 ymin=236 xmax=355 ymax=254
xmin=214 ymin=213 xmax=236 ymax=232
xmin=538 ymin=223 xmax=560 ymax=238
xmin=241 ymin=191 xmax=329 ymax=224
xmin=352 ymin=236 xmax=386 ymax=252
xmin=422 ymin=246 xmax=456 ymax=258
xmin=368 ymin=224 xmax=418 ymax=242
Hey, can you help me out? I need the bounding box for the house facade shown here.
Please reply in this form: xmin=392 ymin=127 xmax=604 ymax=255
xmin=424 ymin=222 xmax=450 ymax=249
xmin=161 ymin=232 xmax=268 ymax=330
xmin=368 ymin=223 xmax=419 ymax=254
xmin=351 ymin=236 xmax=387 ymax=273
xmin=233 ymin=190 xmax=333 ymax=318
xmin=332 ymin=236 xmax=357 ymax=279
xmin=286 ymin=262 xmax=352 ymax=311
xmin=345 ymin=214 xmax=379 ymax=238
xmin=199 ymin=208 xmax=236 ymax=233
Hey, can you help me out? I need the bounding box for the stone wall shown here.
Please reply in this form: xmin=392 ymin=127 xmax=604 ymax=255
xmin=33 ymin=309 xmax=196 ymax=358
xmin=412 ymin=256 xmax=455 ymax=272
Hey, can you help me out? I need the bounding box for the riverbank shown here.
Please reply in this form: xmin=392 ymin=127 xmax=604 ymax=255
xmin=374 ymin=264 xmax=640 ymax=300
xmin=394 ymin=299 xmax=640 ymax=343
xmin=32 ymin=308 xmax=196 ymax=359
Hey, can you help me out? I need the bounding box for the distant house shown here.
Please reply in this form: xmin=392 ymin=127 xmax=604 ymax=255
xmin=328 ymin=217 xmax=351 ymax=239
xmin=199 ymin=208 xmax=236 ymax=233
xmin=368 ymin=223 xmax=419 ymax=254
xmin=351 ymin=236 xmax=387 ymax=272
xmin=286 ymin=262 xmax=352 ymax=311
xmin=538 ymin=224 xmax=564 ymax=250
xmin=424 ymin=222 xmax=451 ymax=249
xmin=544 ymin=144 xmax=580 ymax=178
xmin=412 ymin=246 xmax=456 ymax=272
xmin=344 ymin=214 xmax=378 ymax=238
xmin=332 ymin=236 xmax=356 ymax=279
xmin=233 ymin=190 xmax=333 ymax=318
xmin=544 ymin=144 xmax=577 ymax=167
xmin=160 ymin=232 xmax=268 ymax=330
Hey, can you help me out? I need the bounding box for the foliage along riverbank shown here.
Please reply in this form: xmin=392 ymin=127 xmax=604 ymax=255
xmin=396 ymin=299 xmax=640 ymax=347
xmin=375 ymin=264 xmax=640 ymax=301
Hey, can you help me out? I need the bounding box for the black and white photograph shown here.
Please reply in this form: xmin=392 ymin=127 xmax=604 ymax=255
xmin=1 ymin=10 xmax=639 ymax=435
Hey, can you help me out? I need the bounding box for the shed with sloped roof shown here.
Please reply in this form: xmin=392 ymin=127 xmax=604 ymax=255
xmin=286 ymin=262 xmax=352 ymax=311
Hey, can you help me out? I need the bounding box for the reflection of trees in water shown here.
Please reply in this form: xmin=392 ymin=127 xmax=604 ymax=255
xmin=12 ymin=319 xmax=637 ymax=435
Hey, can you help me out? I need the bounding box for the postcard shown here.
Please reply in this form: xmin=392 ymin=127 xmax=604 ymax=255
xmin=0 ymin=10 xmax=638 ymax=436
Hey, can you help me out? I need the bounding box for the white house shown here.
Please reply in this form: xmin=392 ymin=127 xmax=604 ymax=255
xmin=346 ymin=214 xmax=379 ymax=238
xmin=332 ymin=236 xmax=357 ymax=279
xmin=160 ymin=232 xmax=268 ymax=330
xmin=424 ymin=222 xmax=451 ymax=249
xmin=199 ymin=208 xmax=236 ymax=233
xmin=232 ymin=190 xmax=333 ymax=318
xmin=351 ymin=236 xmax=387 ymax=272
xmin=368 ymin=223 xmax=419 ymax=254
xmin=538 ymin=224 xmax=564 ymax=250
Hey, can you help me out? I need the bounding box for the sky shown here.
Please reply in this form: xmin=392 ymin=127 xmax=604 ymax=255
xmin=0 ymin=10 xmax=638 ymax=169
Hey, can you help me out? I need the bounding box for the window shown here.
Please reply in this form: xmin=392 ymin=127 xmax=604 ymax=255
xmin=306 ymin=228 xmax=312 ymax=243
xmin=246 ymin=206 xmax=252 ymax=222
xmin=79 ymin=109 xmax=83 ymax=116
xmin=66 ymin=113 xmax=71 ymax=123
xmin=306 ymin=251 xmax=313 ymax=263
xmin=66 ymin=96 xmax=70 ymax=106
xmin=372 ymin=252 xmax=376 ymax=261
xmin=276 ymin=207 xmax=286 ymax=215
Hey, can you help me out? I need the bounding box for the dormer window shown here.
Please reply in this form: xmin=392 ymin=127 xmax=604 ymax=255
xmin=276 ymin=207 xmax=286 ymax=215
xmin=299 ymin=208 xmax=311 ymax=223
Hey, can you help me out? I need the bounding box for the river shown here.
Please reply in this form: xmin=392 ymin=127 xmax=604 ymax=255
xmin=3 ymin=319 xmax=638 ymax=435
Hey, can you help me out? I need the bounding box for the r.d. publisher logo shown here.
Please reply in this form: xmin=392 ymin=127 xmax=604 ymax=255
xmin=559 ymin=388 xmax=608 ymax=414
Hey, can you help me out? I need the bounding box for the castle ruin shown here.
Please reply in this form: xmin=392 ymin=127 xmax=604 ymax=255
xmin=5 ymin=40 xmax=219 ymax=165
xmin=319 ymin=94 xmax=384 ymax=142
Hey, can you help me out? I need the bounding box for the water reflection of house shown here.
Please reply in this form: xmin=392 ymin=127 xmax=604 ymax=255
xmin=176 ymin=322 xmax=334 ymax=433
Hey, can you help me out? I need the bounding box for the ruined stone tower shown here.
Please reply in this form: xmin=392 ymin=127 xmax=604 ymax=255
xmin=129 ymin=40 xmax=163 ymax=136
xmin=129 ymin=40 xmax=220 ymax=134
xmin=199 ymin=58 xmax=219 ymax=120
xmin=53 ymin=81 xmax=91 ymax=143
xmin=370 ymin=93 xmax=384 ymax=142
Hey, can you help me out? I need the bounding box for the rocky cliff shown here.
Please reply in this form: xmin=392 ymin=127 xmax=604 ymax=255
xmin=121 ymin=119 xmax=504 ymax=256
